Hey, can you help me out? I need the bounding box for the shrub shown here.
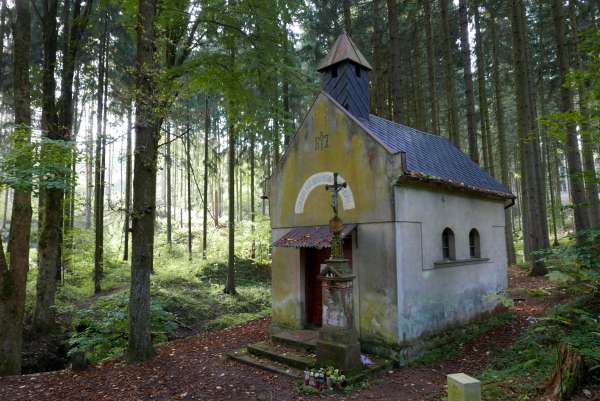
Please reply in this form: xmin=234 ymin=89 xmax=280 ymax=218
xmin=67 ymin=292 xmax=177 ymax=363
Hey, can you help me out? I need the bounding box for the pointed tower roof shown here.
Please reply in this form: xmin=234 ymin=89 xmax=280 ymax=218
xmin=317 ymin=32 xmax=373 ymax=72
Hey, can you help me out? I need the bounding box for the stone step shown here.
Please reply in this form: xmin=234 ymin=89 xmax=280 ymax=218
xmin=271 ymin=329 xmax=318 ymax=351
xmin=247 ymin=341 xmax=317 ymax=370
xmin=226 ymin=348 xmax=303 ymax=379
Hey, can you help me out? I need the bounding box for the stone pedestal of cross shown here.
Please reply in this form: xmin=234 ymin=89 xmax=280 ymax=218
xmin=316 ymin=172 xmax=361 ymax=372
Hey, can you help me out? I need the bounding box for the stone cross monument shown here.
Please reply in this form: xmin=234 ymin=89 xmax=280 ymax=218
xmin=316 ymin=173 xmax=361 ymax=371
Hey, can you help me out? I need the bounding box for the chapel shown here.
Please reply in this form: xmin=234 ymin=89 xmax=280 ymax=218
xmin=267 ymin=32 xmax=514 ymax=353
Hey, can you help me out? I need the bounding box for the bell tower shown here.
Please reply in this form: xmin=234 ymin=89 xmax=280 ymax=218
xmin=318 ymin=32 xmax=372 ymax=120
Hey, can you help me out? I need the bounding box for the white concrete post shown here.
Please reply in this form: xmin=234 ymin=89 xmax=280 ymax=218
xmin=447 ymin=373 xmax=481 ymax=401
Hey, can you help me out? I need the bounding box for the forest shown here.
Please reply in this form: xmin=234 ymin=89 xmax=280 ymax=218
xmin=0 ymin=0 xmax=598 ymax=400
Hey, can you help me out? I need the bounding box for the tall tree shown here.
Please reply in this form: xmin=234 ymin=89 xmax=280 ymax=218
xmin=551 ymin=0 xmax=590 ymax=235
xmin=343 ymin=0 xmax=352 ymax=34
xmin=490 ymin=10 xmax=516 ymax=265
xmin=128 ymin=0 xmax=158 ymax=362
xmin=569 ymin=0 xmax=600 ymax=228
xmin=510 ymin=0 xmax=549 ymax=274
xmin=387 ymin=0 xmax=403 ymax=123
xmin=458 ymin=0 xmax=478 ymax=163
xmin=186 ymin=120 xmax=192 ymax=261
xmin=33 ymin=0 xmax=60 ymax=332
xmin=423 ymin=0 xmax=439 ymax=134
xmin=224 ymin=47 xmax=237 ymax=295
xmin=473 ymin=4 xmax=493 ymax=175
xmin=85 ymin=107 xmax=94 ymax=229
xmin=0 ymin=0 xmax=32 ymax=375
xmin=440 ymin=0 xmax=460 ymax=147
xmin=94 ymin=14 xmax=107 ymax=294
xmin=34 ymin=0 xmax=92 ymax=330
xmin=202 ymin=97 xmax=209 ymax=259
xmin=372 ymin=0 xmax=386 ymax=117
xmin=165 ymin=122 xmax=172 ymax=250
xmin=123 ymin=104 xmax=132 ymax=260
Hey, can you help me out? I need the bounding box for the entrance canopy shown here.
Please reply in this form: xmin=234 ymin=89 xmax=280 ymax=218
xmin=273 ymin=224 xmax=356 ymax=249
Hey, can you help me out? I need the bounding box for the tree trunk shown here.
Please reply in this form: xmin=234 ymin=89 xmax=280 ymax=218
xmin=387 ymin=0 xmax=403 ymax=123
xmin=165 ymin=122 xmax=172 ymax=251
xmin=546 ymin=344 xmax=584 ymax=400
xmin=224 ymin=102 xmax=237 ymax=295
xmin=569 ymin=0 xmax=600 ymax=228
xmin=424 ymin=0 xmax=439 ymax=134
xmin=186 ymin=121 xmax=192 ymax=261
xmin=128 ymin=0 xmax=158 ymax=363
xmin=459 ymin=0 xmax=478 ymax=163
xmin=250 ymin=129 xmax=256 ymax=259
xmin=202 ymin=97 xmax=209 ymax=259
xmin=85 ymin=106 xmax=94 ymax=229
xmin=94 ymin=16 xmax=107 ymax=294
xmin=551 ymin=0 xmax=590 ymax=236
xmin=343 ymin=0 xmax=351 ymax=34
xmin=372 ymin=0 xmax=386 ymax=117
xmin=2 ymin=190 xmax=8 ymax=229
xmin=510 ymin=0 xmax=549 ymax=275
xmin=490 ymin=13 xmax=516 ymax=265
xmin=474 ymin=5 xmax=493 ymax=175
xmin=0 ymin=0 xmax=32 ymax=376
xmin=0 ymin=0 xmax=6 ymax=73
xmin=123 ymin=104 xmax=133 ymax=261
xmin=413 ymin=20 xmax=426 ymax=131
xmin=440 ymin=0 xmax=460 ymax=147
xmin=33 ymin=0 xmax=60 ymax=333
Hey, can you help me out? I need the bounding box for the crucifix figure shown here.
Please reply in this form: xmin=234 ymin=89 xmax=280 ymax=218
xmin=325 ymin=172 xmax=346 ymax=259
xmin=325 ymin=172 xmax=347 ymax=218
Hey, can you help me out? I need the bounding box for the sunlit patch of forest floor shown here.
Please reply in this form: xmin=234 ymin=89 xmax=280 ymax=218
xmin=2 ymin=265 xmax=598 ymax=401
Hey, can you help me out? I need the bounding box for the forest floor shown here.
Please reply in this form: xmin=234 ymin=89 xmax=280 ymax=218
xmin=1 ymin=266 xmax=598 ymax=401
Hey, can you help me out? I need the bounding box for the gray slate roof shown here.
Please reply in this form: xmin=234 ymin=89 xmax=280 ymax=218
xmin=358 ymin=115 xmax=512 ymax=197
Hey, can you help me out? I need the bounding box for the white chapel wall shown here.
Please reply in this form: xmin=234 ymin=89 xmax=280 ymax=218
xmin=394 ymin=184 xmax=508 ymax=342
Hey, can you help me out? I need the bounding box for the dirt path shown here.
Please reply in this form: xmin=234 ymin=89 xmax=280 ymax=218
xmin=0 ymin=268 xmax=570 ymax=401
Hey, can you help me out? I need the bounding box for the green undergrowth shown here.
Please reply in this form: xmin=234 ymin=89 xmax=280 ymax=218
xmin=27 ymin=218 xmax=273 ymax=364
xmin=481 ymin=230 xmax=600 ymax=400
xmin=480 ymin=296 xmax=600 ymax=400
xmin=63 ymin=255 xmax=271 ymax=363
xmin=415 ymin=311 xmax=514 ymax=365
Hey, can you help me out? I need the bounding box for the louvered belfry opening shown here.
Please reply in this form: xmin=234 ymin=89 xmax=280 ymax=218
xmin=318 ymin=32 xmax=372 ymax=120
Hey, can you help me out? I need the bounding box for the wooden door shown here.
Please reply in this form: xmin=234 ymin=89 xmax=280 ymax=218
xmin=304 ymin=239 xmax=353 ymax=328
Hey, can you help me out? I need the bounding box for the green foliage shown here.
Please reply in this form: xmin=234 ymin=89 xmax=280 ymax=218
xmin=0 ymin=130 xmax=76 ymax=192
xmin=51 ymin=219 xmax=272 ymax=364
xmin=481 ymin=296 xmax=600 ymax=399
xmin=67 ymin=292 xmax=177 ymax=363
xmin=542 ymin=229 xmax=600 ymax=294
xmin=481 ymin=234 xmax=600 ymax=399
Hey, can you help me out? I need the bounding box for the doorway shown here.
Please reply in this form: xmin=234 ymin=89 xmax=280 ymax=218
xmin=303 ymin=238 xmax=353 ymax=328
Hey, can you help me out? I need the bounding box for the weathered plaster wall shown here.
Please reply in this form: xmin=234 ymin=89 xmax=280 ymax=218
xmin=394 ymin=184 xmax=508 ymax=342
xmin=354 ymin=223 xmax=398 ymax=344
xmin=269 ymin=92 xmax=401 ymax=228
xmin=271 ymin=228 xmax=304 ymax=329
xmin=269 ymin=93 xmax=401 ymax=343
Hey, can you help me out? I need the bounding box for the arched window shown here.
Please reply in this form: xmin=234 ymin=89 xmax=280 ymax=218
xmin=442 ymin=228 xmax=455 ymax=260
xmin=469 ymin=229 xmax=481 ymax=258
